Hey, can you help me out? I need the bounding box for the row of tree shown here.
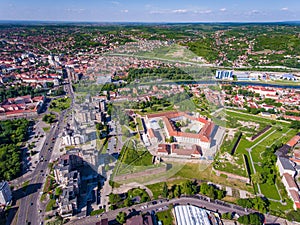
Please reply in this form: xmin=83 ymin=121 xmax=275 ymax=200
xmin=109 ymin=188 xmax=150 ymax=210
xmin=126 ymin=67 xmax=193 ymax=83
xmin=162 ymin=180 xmax=226 ymax=200
xmin=237 ymin=197 xmax=269 ymax=213
xmin=222 ymin=212 xmax=264 ymax=225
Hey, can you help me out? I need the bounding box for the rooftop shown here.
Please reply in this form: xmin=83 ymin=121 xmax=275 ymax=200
xmin=174 ymin=205 xmax=211 ymax=225
xmin=278 ymin=156 xmax=295 ymax=172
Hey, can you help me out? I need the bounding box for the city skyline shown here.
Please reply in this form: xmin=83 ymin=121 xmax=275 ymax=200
xmin=0 ymin=0 xmax=299 ymax=22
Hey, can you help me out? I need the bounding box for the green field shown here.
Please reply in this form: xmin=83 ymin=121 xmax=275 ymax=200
xmin=135 ymin=44 xmax=201 ymax=63
xmin=114 ymin=140 xmax=155 ymax=175
xmin=213 ymin=109 xmax=296 ymax=212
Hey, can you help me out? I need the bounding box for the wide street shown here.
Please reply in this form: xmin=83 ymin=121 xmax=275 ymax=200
xmin=10 ymin=80 xmax=75 ymax=225
xmin=68 ymin=196 xmax=287 ymax=225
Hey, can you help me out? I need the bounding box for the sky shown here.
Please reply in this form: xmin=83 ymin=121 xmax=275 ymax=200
xmin=0 ymin=0 xmax=299 ymax=22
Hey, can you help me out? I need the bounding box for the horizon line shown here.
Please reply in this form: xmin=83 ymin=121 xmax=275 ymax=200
xmin=0 ymin=19 xmax=300 ymax=25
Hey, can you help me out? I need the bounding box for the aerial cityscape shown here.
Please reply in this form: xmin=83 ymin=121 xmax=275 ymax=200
xmin=0 ymin=1 xmax=300 ymax=225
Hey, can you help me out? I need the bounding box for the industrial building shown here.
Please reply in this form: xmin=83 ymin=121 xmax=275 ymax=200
xmin=174 ymin=205 xmax=212 ymax=225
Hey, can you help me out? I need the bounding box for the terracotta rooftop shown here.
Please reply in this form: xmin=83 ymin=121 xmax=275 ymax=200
xmin=287 ymin=135 xmax=300 ymax=147
xmin=289 ymin=190 xmax=300 ymax=203
xmin=147 ymin=111 xmax=213 ymax=143
xmin=283 ymin=173 xmax=299 ymax=190
xmin=147 ymin=128 xmax=155 ymax=139
xmin=171 ymin=144 xmax=201 ymax=156
xmin=157 ymin=144 xmax=170 ymax=154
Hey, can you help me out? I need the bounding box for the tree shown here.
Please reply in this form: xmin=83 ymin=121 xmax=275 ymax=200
xmin=42 ymin=113 xmax=56 ymax=124
xmin=237 ymin=199 xmax=253 ymax=209
xmin=116 ymin=212 xmax=127 ymax=224
xmin=109 ymin=193 xmax=122 ymax=205
xmin=168 ymin=191 xmax=174 ymax=199
xmin=238 ymin=213 xmax=263 ymax=225
xmin=0 ymin=119 xmax=30 ymax=180
xmin=252 ymin=197 xmax=269 ymax=213
xmin=290 ymin=121 xmax=300 ymax=130
xmin=123 ymin=198 xmax=132 ymax=207
xmin=173 ymin=185 xmax=181 ymax=198
xmin=287 ymin=209 xmax=300 ymax=222
xmin=170 ymin=136 xmax=175 ymax=143
xmin=96 ymin=123 xmax=104 ymax=131
xmin=123 ymin=129 xmax=130 ymax=137
xmin=216 ymin=189 xmax=226 ymax=199
xmin=199 ymin=183 xmax=216 ymax=199
xmin=162 ymin=182 xmax=168 ymax=198
xmin=222 ymin=212 xmax=232 ymax=220
xmin=238 ymin=214 xmax=250 ymax=224
xmin=141 ymin=193 xmax=150 ymax=202
xmin=181 ymin=180 xmax=197 ymax=195
xmin=237 ymin=197 xmax=269 ymax=213
xmin=251 ymin=172 xmax=263 ymax=184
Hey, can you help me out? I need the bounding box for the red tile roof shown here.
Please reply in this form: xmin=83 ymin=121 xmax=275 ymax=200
xmin=289 ymin=190 xmax=300 ymax=203
xmin=283 ymin=173 xmax=299 ymax=190
xmin=287 ymin=135 xmax=300 ymax=147
xmin=171 ymin=144 xmax=201 ymax=156
xmin=147 ymin=128 xmax=155 ymax=139
xmin=147 ymin=111 xmax=213 ymax=143
xmin=157 ymin=144 xmax=170 ymax=154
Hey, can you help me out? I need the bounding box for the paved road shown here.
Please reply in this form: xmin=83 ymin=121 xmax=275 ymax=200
xmin=68 ymin=196 xmax=287 ymax=225
xmin=13 ymin=81 xmax=75 ymax=225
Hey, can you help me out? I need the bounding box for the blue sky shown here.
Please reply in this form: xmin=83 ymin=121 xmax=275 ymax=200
xmin=0 ymin=0 xmax=299 ymax=22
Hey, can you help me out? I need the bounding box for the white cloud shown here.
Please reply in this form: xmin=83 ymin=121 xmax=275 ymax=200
xmin=280 ymin=7 xmax=289 ymax=11
xmin=65 ymin=8 xmax=86 ymax=13
xmin=149 ymin=8 xmax=212 ymax=15
xmin=150 ymin=9 xmax=188 ymax=14
xmin=172 ymin=9 xmax=188 ymax=14
xmin=246 ymin=9 xmax=262 ymax=15
xmin=121 ymin=9 xmax=128 ymax=13
xmin=219 ymin=8 xmax=227 ymax=12
xmin=194 ymin=10 xmax=212 ymax=14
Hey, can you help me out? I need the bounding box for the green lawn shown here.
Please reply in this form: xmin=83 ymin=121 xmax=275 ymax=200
xmin=114 ymin=140 xmax=155 ymax=175
xmin=213 ymin=107 xmax=298 ymax=206
xmin=136 ymin=117 xmax=144 ymax=131
xmin=43 ymin=126 xmax=50 ymax=132
xmin=119 ymin=140 xmax=153 ymax=166
xmin=49 ymin=97 xmax=71 ymax=112
xmin=173 ymin=163 xmax=253 ymax=192
xmin=90 ymin=208 xmax=105 ymax=216
xmin=259 ymin=183 xmax=281 ymax=200
xmin=156 ymin=208 xmax=175 ymax=225
xmin=45 ymin=199 xmax=56 ymax=212
xmin=225 ymin=109 xmax=289 ymax=125
xmin=146 ymin=182 xmax=165 ymax=199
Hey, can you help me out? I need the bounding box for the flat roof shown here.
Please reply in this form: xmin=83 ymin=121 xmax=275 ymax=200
xmin=174 ymin=205 xmax=211 ymax=225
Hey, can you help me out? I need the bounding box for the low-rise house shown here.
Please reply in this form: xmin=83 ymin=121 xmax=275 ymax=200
xmin=0 ymin=95 xmax=45 ymax=120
